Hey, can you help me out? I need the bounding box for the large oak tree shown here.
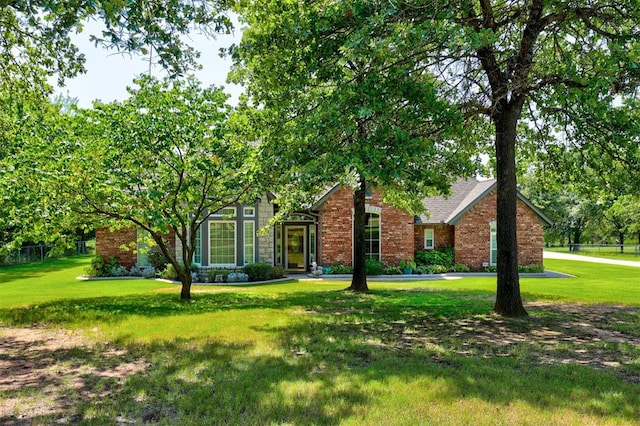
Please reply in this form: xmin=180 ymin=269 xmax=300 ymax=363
xmin=230 ymin=0 xmax=479 ymax=291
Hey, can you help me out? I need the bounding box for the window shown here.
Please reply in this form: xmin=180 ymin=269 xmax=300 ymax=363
xmin=193 ymin=226 xmax=202 ymax=265
xmin=490 ymin=221 xmax=497 ymax=266
xmin=424 ymin=228 xmax=435 ymax=249
xmin=275 ymin=226 xmax=282 ymax=266
xmin=365 ymin=213 xmax=380 ymax=260
xmin=212 ymin=207 xmax=236 ymax=218
xmin=243 ymin=207 xmax=255 ymax=217
xmin=137 ymin=228 xmax=151 ymax=267
xmin=244 ymin=221 xmax=255 ymax=265
xmin=309 ymin=225 xmax=316 ymax=264
xmin=364 ymin=182 xmax=373 ymax=199
xmin=210 ymin=222 xmax=236 ymax=266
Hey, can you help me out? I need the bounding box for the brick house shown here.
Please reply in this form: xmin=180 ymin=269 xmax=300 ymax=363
xmin=95 ymin=178 xmax=551 ymax=272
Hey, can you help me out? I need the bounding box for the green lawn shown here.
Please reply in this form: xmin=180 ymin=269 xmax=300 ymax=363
xmin=1 ymin=256 xmax=639 ymax=425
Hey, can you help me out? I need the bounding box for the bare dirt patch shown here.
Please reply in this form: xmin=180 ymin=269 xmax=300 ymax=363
xmin=0 ymin=326 xmax=146 ymax=424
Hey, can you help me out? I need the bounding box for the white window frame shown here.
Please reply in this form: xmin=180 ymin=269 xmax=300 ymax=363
xmin=364 ymin=212 xmax=381 ymax=261
xmin=192 ymin=226 xmax=202 ymax=265
xmin=212 ymin=207 xmax=237 ymax=218
xmin=209 ymin=221 xmax=237 ymax=267
xmin=243 ymin=220 xmax=255 ymax=265
xmin=424 ymin=228 xmax=435 ymax=250
xmin=243 ymin=207 xmax=255 ymax=217
xmin=490 ymin=221 xmax=497 ymax=266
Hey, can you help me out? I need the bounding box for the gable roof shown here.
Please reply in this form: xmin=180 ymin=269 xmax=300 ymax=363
xmin=418 ymin=178 xmax=553 ymax=226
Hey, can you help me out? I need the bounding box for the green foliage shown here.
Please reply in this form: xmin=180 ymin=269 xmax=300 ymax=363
xmin=148 ymin=246 xmax=169 ymax=270
xmin=399 ymin=259 xmax=417 ymax=270
xmin=430 ymin=265 xmax=450 ymax=274
xmin=415 ymin=247 xmax=455 ymax=268
xmin=105 ymin=256 xmax=120 ymax=276
xmin=382 ymin=265 xmax=402 ymax=275
xmin=329 ymin=263 xmax=354 ymax=275
xmin=365 ymin=259 xmax=383 ymax=276
xmin=27 ymin=76 xmax=259 ymax=299
xmin=270 ymin=264 xmax=286 ymax=279
xmin=454 ymin=263 xmax=471 ymax=273
xmin=243 ymin=262 xmax=273 ymax=282
xmin=519 ymin=264 xmax=544 ymax=273
xmin=85 ymin=255 xmax=106 ymax=277
xmin=0 ymin=0 xmax=231 ymax=96
xmin=161 ymin=264 xmax=179 ymax=281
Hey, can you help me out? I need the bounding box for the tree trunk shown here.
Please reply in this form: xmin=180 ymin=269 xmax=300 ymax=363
xmin=179 ymin=268 xmax=192 ymax=300
xmin=619 ymin=232 xmax=625 ymax=253
xmin=492 ymin=112 xmax=527 ymax=317
xmin=349 ymin=177 xmax=369 ymax=292
xmin=573 ymin=229 xmax=582 ymax=252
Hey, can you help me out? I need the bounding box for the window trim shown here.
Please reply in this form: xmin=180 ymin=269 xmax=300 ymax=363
xmin=364 ymin=212 xmax=381 ymax=261
xmin=490 ymin=221 xmax=497 ymax=266
xmin=424 ymin=228 xmax=435 ymax=250
xmin=209 ymin=221 xmax=237 ymax=267
xmin=243 ymin=220 xmax=255 ymax=265
xmin=212 ymin=207 xmax=237 ymax=218
xmin=192 ymin=226 xmax=202 ymax=265
xmin=243 ymin=207 xmax=255 ymax=218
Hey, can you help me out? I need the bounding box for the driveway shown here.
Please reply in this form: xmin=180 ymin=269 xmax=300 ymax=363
xmin=544 ymin=251 xmax=640 ymax=268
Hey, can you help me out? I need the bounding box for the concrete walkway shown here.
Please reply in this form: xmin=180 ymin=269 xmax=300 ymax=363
xmin=544 ymin=251 xmax=640 ymax=268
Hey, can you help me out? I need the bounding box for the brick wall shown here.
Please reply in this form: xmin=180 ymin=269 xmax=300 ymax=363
xmin=95 ymin=228 xmax=137 ymax=268
xmin=318 ymin=187 xmax=414 ymax=266
xmin=96 ymin=227 xmax=176 ymax=268
xmin=454 ymin=190 xmax=544 ymax=269
xmin=414 ymin=224 xmax=455 ymax=252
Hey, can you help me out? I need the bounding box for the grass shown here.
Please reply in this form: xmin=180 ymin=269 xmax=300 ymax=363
xmin=1 ymin=256 xmax=640 ymax=424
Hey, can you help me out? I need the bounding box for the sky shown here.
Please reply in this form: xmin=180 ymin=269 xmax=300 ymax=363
xmin=55 ymin=20 xmax=244 ymax=108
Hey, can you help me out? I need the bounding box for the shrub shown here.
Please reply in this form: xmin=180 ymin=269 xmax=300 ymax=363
xmin=453 ymin=263 xmax=471 ymax=272
xmin=228 ymin=272 xmax=249 ymax=282
xmin=141 ymin=266 xmax=156 ymax=279
xmin=148 ymin=245 xmax=169 ymax=270
xmin=415 ymin=247 xmax=455 ymax=268
xmin=270 ymin=265 xmax=286 ymax=279
xmin=329 ymin=263 xmax=353 ymax=274
xmin=111 ymin=265 xmax=129 ymax=276
xmin=103 ymin=255 xmax=121 ymax=276
xmin=208 ymin=268 xmax=230 ymax=283
xmin=365 ymin=259 xmax=383 ymax=275
xmin=430 ymin=264 xmax=449 ymax=274
xmin=129 ymin=265 xmax=144 ymax=277
xmin=415 ymin=265 xmax=432 ymax=275
xmin=484 ymin=265 xmax=497 ymax=272
xmin=243 ymin=262 xmax=273 ymax=281
xmin=519 ymin=264 xmax=544 ymax=273
xmin=399 ymin=259 xmax=417 ymax=270
xmin=382 ymin=265 xmax=402 ymax=275
xmin=161 ymin=264 xmax=179 ymax=280
xmin=85 ymin=255 xmax=106 ymax=277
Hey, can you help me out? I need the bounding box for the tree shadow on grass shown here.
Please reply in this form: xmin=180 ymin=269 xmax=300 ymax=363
xmin=0 ymin=287 xmax=493 ymax=327
xmin=2 ymin=288 xmax=639 ymax=423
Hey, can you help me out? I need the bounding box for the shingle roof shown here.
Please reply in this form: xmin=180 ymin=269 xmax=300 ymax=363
xmin=418 ymin=178 xmax=496 ymax=224
xmin=312 ymin=178 xmax=553 ymax=226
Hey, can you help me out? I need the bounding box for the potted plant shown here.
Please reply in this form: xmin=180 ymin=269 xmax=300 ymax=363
xmin=399 ymin=259 xmax=416 ymax=275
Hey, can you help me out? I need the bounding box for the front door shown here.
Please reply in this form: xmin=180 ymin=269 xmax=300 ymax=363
xmin=285 ymin=226 xmax=306 ymax=271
